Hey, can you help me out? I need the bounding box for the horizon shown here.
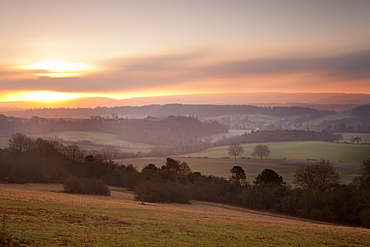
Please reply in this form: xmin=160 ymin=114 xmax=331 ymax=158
xmin=1 ymin=92 xmax=369 ymax=114
xmin=1 ymin=1 xmax=370 ymax=108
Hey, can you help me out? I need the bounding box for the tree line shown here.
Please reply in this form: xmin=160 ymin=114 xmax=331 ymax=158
xmin=132 ymin=158 xmax=370 ymax=228
xmin=215 ymin=129 xmax=342 ymax=147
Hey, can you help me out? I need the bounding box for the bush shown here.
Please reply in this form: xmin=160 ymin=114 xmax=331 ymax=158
xmin=64 ymin=177 xmax=111 ymax=196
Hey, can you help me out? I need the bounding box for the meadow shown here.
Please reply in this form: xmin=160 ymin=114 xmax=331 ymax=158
xmin=1 ymin=184 xmax=369 ymax=246
xmin=183 ymin=141 xmax=370 ymax=163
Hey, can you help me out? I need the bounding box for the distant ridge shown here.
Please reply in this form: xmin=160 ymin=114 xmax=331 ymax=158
xmin=0 ymin=92 xmax=369 ymax=113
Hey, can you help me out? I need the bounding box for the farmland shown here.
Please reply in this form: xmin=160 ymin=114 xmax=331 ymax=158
xmin=1 ymin=184 xmax=369 ymax=246
xmin=183 ymin=141 xmax=370 ymax=163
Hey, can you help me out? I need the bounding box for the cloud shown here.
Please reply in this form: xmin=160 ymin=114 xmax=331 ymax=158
xmin=0 ymin=49 xmax=369 ymax=94
xmin=203 ymin=50 xmax=370 ymax=79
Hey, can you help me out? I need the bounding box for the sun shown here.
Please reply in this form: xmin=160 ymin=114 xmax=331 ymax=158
xmin=16 ymin=61 xmax=94 ymax=78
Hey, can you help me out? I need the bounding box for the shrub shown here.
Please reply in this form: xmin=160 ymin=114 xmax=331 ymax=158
xmin=64 ymin=177 xmax=111 ymax=196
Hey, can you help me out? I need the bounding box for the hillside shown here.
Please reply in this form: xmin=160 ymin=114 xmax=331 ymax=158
xmin=1 ymin=184 xmax=369 ymax=246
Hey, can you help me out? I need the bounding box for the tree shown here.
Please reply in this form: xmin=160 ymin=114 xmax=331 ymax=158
xmin=354 ymin=158 xmax=370 ymax=189
xmin=251 ymin=145 xmax=270 ymax=159
xmin=63 ymin=144 xmax=84 ymax=163
xmin=351 ymin=136 xmax=362 ymax=144
xmin=333 ymin=134 xmax=343 ymax=143
xmin=230 ymin=166 xmax=246 ymax=185
xmin=8 ymin=133 xmax=34 ymax=154
xmin=292 ymin=159 xmax=340 ymax=194
xmin=254 ymin=169 xmax=284 ymax=185
xmin=228 ymin=144 xmax=244 ymax=160
xmin=362 ymin=158 xmax=370 ymax=187
xmin=135 ymin=181 xmax=152 ymax=205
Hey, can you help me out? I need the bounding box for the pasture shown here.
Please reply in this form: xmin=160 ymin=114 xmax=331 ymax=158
xmin=1 ymin=184 xmax=369 ymax=246
xmin=184 ymin=141 xmax=370 ymax=163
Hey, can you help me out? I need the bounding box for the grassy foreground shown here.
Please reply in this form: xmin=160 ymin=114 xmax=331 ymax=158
xmin=1 ymin=184 xmax=369 ymax=246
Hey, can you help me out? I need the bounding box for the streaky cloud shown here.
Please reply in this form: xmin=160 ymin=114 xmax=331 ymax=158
xmin=0 ymin=49 xmax=369 ymax=93
xmin=204 ymin=50 xmax=370 ymax=79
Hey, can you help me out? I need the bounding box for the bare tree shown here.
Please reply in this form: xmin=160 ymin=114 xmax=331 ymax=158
xmin=293 ymin=159 xmax=340 ymax=194
xmin=228 ymin=144 xmax=244 ymax=160
xmin=64 ymin=144 xmax=84 ymax=163
xmin=8 ymin=133 xmax=34 ymax=154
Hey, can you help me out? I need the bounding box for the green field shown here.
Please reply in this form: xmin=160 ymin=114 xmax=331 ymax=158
xmin=1 ymin=184 xmax=369 ymax=246
xmin=183 ymin=141 xmax=370 ymax=163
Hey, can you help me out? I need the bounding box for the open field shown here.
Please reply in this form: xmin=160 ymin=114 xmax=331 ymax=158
xmin=116 ymin=157 xmax=362 ymax=184
xmin=183 ymin=141 xmax=370 ymax=163
xmin=1 ymin=184 xmax=369 ymax=246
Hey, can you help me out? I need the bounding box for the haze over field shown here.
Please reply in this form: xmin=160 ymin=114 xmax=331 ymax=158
xmin=1 ymin=1 xmax=370 ymax=109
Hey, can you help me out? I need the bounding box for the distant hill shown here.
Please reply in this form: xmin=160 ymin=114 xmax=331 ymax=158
xmin=1 ymin=92 xmax=369 ymax=114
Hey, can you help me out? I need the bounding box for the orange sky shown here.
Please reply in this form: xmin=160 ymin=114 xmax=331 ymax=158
xmin=0 ymin=1 xmax=370 ymax=107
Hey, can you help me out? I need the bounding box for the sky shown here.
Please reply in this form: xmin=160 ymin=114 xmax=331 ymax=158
xmin=0 ymin=0 xmax=370 ymax=106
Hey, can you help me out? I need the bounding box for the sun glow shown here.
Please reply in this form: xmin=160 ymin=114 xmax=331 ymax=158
xmin=4 ymin=91 xmax=106 ymax=103
xmin=15 ymin=61 xmax=95 ymax=77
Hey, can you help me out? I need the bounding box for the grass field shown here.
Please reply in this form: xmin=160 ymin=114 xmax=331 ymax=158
xmin=116 ymin=157 xmax=362 ymax=184
xmin=1 ymin=184 xmax=369 ymax=246
xmin=183 ymin=141 xmax=370 ymax=163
